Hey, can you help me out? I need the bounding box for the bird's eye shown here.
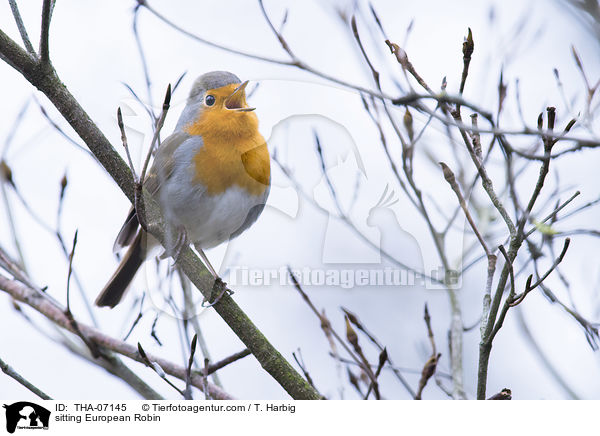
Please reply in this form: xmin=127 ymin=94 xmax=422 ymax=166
xmin=205 ymin=95 xmax=216 ymax=106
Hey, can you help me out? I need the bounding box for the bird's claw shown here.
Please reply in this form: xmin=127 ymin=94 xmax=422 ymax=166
xmin=160 ymin=226 xmax=188 ymax=261
xmin=201 ymin=278 xmax=233 ymax=307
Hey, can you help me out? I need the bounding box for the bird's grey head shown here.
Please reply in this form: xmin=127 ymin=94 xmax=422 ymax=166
xmin=176 ymin=71 xmax=243 ymax=130
xmin=188 ymin=71 xmax=241 ymax=100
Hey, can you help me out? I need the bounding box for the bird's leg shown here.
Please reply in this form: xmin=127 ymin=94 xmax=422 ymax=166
xmin=193 ymin=244 xmax=233 ymax=307
xmin=195 ymin=246 xmax=219 ymax=278
xmin=160 ymin=225 xmax=188 ymax=261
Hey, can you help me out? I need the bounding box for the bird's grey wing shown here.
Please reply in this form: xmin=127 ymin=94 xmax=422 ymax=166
xmin=144 ymin=131 xmax=190 ymax=195
xmin=230 ymin=184 xmax=270 ymax=240
xmin=112 ymin=131 xmax=190 ymax=252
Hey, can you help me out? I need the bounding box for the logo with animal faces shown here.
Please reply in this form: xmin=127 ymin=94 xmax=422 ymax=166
xmin=3 ymin=402 xmax=50 ymax=433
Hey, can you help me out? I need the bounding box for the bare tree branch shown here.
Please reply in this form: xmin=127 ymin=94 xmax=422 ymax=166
xmin=0 ymin=274 xmax=234 ymax=399
xmin=0 ymin=356 xmax=52 ymax=400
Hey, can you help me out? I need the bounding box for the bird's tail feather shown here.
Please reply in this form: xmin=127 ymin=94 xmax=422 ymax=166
xmin=95 ymin=232 xmax=145 ymax=308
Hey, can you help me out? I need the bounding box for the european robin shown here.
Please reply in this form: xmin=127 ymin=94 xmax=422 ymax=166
xmin=95 ymin=71 xmax=270 ymax=308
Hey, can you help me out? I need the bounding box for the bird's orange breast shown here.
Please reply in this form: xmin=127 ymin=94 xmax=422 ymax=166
xmin=184 ymin=92 xmax=270 ymax=196
xmin=191 ymin=134 xmax=270 ymax=196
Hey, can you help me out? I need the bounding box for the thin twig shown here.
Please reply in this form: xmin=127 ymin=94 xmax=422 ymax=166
xmin=138 ymin=343 xmax=187 ymax=398
xmin=458 ymin=28 xmax=474 ymax=96
xmin=132 ymin=6 xmax=156 ymax=122
xmin=364 ymin=348 xmax=388 ymax=400
xmin=40 ymin=0 xmax=54 ymax=65
xmin=0 ymin=356 xmax=52 ymax=399
xmin=202 ymin=358 xmax=210 ymax=400
xmin=141 ymin=83 xmax=171 ymax=176
xmin=292 ymin=349 xmax=317 ymax=390
xmin=137 ymin=83 xmax=171 ymax=230
xmin=178 ymin=269 xmax=222 ymax=387
xmin=415 ymin=304 xmax=442 ymax=400
xmin=287 ymin=267 xmax=382 ymax=394
xmin=344 ymin=316 xmax=380 ymax=399
xmin=184 ymin=334 xmax=198 ymax=400
xmin=439 ymin=162 xmax=491 ymax=256
xmin=8 ymin=0 xmax=35 ymax=56
xmin=0 ymin=163 xmax=27 ymax=271
xmin=117 ymin=107 xmax=137 ymax=182
xmin=65 ymin=230 xmax=78 ymax=314
xmin=122 ymin=294 xmax=145 ymax=341
xmin=508 ymin=238 xmax=571 ymax=309
xmin=35 ymin=99 xmax=94 ymax=158
xmin=524 ymin=191 xmax=581 ymax=238
xmin=453 ymin=113 xmax=517 ymax=237
xmin=204 ymin=349 xmax=251 ymax=375
xmin=342 ymin=307 xmax=416 ymax=398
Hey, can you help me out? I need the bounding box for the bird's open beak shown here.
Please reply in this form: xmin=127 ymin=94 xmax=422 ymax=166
xmin=225 ymin=81 xmax=255 ymax=112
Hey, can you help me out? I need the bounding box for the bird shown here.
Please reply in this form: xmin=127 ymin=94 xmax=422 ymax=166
xmin=95 ymin=71 xmax=270 ymax=308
